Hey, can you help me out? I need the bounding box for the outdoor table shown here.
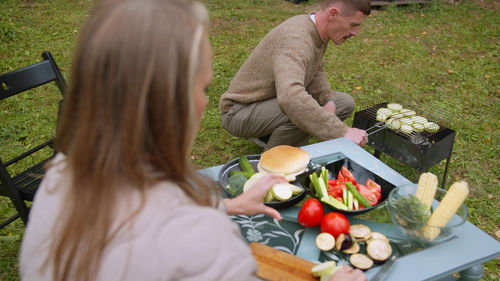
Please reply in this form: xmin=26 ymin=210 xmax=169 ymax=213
xmin=200 ymin=138 xmax=500 ymax=281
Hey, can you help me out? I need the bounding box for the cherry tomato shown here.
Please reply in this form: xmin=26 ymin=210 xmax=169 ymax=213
xmin=320 ymin=212 xmax=350 ymax=238
xmin=297 ymin=198 xmax=324 ymax=227
xmin=339 ymin=166 xmax=357 ymax=185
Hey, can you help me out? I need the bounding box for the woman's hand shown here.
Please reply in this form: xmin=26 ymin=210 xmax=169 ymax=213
xmin=329 ymin=265 xmax=367 ymax=281
xmin=222 ymin=174 xmax=287 ymax=220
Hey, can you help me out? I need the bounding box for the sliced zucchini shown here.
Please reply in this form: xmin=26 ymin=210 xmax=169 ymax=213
xmin=411 ymin=116 xmax=428 ymax=125
xmin=350 ymin=254 xmax=374 ymax=270
xmin=386 ymin=118 xmax=401 ymax=130
xmin=400 ymin=108 xmax=416 ymax=117
xmin=377 ymin=108 xmax=392 ymax=116
xmin=376 ymin=112 xmax=389 ymax=122
xmin=391 ymin=112 xmax=404 ymax=119
xmin=424 ymin=122 xmax=440 ymax=133
xmin=264 ymin=190 xmax=274 ymax=202
xmin=399 ymin=117 xmax=413 ymax=125
xmin=316 ymin=232 xmax=336 ymax=251
xmin=413 ymin=123 xmax=424 ymax=132
xmin=271 ymin=183 xmax=292 ymax=201
xmin=400 ymin=124 xmax=413 ymax=134
xmin=387 ymin=103 xmax=403 ymax=111
xmin=243 ymin=172 xmax=264 ymax=192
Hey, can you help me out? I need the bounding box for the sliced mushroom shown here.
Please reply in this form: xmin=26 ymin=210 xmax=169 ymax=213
xmin=349 ymin=253 xmax=374 ymax=270
xmin=350 ymin=224 xmax=371 ymax=239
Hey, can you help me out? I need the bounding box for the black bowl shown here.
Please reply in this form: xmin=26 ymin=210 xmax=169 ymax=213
xmin=296 ymin=156 xmax=396 ymax=216
xmin=218 ymin=155 xmax=307 ymax=209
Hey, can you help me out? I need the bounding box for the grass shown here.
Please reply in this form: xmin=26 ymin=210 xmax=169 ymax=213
xmin=0 ymin=0 xmax=499 ymax=280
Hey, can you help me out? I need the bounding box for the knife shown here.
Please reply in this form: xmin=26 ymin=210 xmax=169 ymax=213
xmin=370 ymin=255 xmax=397 ymax=281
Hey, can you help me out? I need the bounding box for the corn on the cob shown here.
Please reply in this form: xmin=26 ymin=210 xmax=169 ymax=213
xmin=421 ymin=181 xmax=469 ymax=240
xmin=415 ymin=173 xmax=438 ymax=211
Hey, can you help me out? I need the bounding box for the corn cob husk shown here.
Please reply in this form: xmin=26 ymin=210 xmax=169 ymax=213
xmin=421 ymin=181 xmax=469 ymax=241
xmin=415 ymin=173 xmax=438 ymax=211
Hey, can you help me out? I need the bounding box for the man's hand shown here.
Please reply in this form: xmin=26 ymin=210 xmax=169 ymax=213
xmin=344 ymin=127 xmax=368 ymax=146
xmin=322 ymin=100 xmax=336 ymax=115
xmin=222 ymin=175 xmax=287 ymax=220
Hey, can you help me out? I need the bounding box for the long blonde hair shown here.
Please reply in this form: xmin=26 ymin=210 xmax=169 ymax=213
xmin=50 ymin=0 xmax=214 ymax=280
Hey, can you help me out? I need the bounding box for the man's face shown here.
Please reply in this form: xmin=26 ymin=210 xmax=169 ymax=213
xmin=327 ymin=10 xmax=365 ymax=45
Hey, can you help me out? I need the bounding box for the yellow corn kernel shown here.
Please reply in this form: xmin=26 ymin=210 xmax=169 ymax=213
xmin=415 ymin=172 xmax=438 ymax=211
xmin=421 ymin=181 xmax=469 ymax=240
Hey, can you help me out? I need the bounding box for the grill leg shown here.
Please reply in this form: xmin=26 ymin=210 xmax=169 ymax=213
xmin=442 ymin=155 xmax=452 ymax=189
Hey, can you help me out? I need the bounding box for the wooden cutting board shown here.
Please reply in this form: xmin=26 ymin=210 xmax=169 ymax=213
xmin=249 ymin=242 xmax=318 ymax=281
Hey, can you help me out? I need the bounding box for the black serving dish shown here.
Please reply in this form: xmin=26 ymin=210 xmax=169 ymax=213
xmin=296 ymin=154 xmax=396 ymax=216
xmin=218 ymin=155 xmax=307 ymax=209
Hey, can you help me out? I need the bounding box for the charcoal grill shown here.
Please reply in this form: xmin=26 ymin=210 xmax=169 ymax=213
xmin=352 ymin=102 xmax=456 ymax=188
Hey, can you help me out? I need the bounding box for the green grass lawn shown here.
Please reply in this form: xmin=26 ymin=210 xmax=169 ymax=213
xmin=1 ymin=0 xmax=499 ymax=280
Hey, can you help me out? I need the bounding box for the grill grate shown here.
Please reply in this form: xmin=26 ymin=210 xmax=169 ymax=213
xmin=352 ymin=101 xmax=457 ymax=188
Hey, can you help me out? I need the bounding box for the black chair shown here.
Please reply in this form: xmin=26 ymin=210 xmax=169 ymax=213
xmin=0 ymin=51 xmax=66 ymax=228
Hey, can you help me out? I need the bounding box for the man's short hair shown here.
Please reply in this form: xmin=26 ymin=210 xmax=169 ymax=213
xmin=321 ymin=0 xmax=372 ymax=16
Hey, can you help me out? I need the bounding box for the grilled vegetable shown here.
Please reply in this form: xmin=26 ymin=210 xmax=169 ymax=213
xmin=413 ymin=123 xmax=424 ymax=132
xmin=316 ymin=232 xmax=336 ymax=251
xmin=366 ymin=239 xmax=392 ymax=262
xmin=387 ymin=103 xmax=403 ymax=111
xmin=239 ymin=155 xmax=255 ymax=174
xmin=415 ymin=172 xmax=438 ymax=211
xmin=386 ymin=118 xmax=401 ymax=130
xmin=401 ymin=108 xmax=416 ymax=117
xmin=349 ymin=254 xmax=373 ymax=270
xmin=346 ymin=182 xmax=372 ymax=208
xmin=400 ymin=124 xmax=413 ymax=134
xmin=424 ymin=122 xmax=440 ymax=133
xmin=421 ymin=181 xmax=469 ymax=240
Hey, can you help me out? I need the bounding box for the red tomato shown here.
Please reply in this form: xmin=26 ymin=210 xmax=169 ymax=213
xmin=320 ymin=212 xmax=350 ymax=238
xmin=297 ymin=198 xmax=324 ymax=227
xmin=356 ymin=184 xmax=379 ymax=206
xmin=339 ymin=166 xmax=357 ymax=185
xmin=366 ymin=179 xmax=382 ymax=193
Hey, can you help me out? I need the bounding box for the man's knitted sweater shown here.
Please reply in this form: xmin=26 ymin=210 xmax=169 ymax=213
xmin=219 ymin=15 xmax=349 ymax=140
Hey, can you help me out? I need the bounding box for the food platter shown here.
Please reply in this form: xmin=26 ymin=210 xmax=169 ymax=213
xmin=296 ymin=157 xmax=396 ymax=216
xmin=218 ymin=155 xmax=307 ymax=209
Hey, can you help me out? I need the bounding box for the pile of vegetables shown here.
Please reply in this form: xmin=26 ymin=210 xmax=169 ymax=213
xmin=309 ymin=166 xmax=382 ymax=211
xmin=392 ymin=172 xmax=470 ymax=241
xmin=225 ymin=156 xmax=303 ymax=202
xmin=312 ymin=223 xmax=394 ymax=272
xmin=376 ymin=103 xmax=440 ymax=134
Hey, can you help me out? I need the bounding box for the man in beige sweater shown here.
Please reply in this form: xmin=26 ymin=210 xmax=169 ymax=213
xmin=219 ymin=0 xmax=370 ymax=150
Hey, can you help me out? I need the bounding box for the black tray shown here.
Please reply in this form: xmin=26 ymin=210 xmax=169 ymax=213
xmin=296 ymin=156 xmax=397 ymax=216
xmin=218 ymin=155 xmax=307 ymax=209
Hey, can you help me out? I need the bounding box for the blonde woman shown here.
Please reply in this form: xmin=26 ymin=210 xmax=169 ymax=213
xmin=20 ymin=0 xmax=366 ymax=280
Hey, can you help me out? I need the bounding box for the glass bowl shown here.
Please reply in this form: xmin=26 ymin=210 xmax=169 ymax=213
xmin=386 ymin=184 xmax=468 ymax=248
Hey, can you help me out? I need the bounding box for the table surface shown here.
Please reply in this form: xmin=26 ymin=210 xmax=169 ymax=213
xmin=200 ymin=138 xmax=500 ymax=281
